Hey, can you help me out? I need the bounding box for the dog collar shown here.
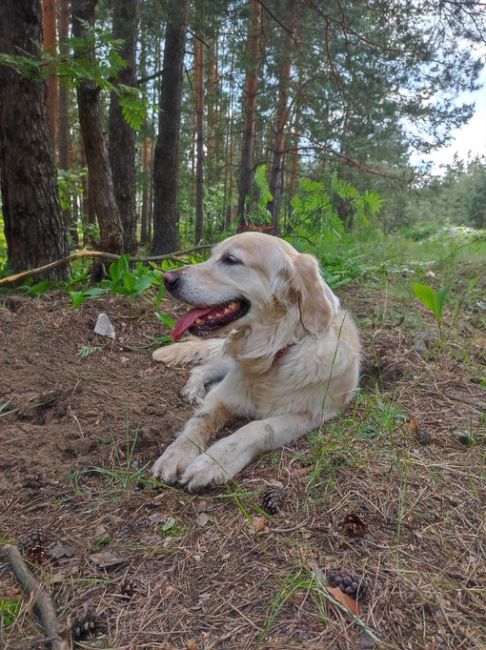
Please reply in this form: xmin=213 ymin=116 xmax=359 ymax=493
xmin=275 ymin=343 xmax=295 ymax=360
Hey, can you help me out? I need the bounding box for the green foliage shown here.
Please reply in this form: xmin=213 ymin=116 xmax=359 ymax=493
xmin=77 ymin=345 xmax=102 ymax=358
xmin=245 ymin=164 xmax=273 ymax=226
xmin=57 ymin=168 xmax=87 ymax=213
xmin=0 ymin=597 xmax=21 ymax=628
xmin=0 ymin=22 xmax=146 ymax=130
xmin=412 ymin=282 xmax=449 ymax=332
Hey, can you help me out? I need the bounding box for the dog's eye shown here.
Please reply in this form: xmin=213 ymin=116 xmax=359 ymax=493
xmin=220 ymin=254 xmax=242 ymax=265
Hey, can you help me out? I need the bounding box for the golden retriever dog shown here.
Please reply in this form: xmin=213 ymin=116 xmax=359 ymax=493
xmin=151 ymin=232 xmax=360 ymax=491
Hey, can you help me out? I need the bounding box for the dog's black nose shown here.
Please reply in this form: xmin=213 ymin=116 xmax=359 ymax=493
xmin=164 ymin=271 xmax=180 ymax=289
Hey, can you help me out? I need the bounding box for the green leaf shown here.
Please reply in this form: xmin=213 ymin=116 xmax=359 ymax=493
xmin=162 ymin=517 xmax=176 ymax=532
xmin=156 ymin=313 xmax=175 ymax=328
xmin=25 ymin=280 xmax=52 ymax=297
xmin=69 ymin=291 xmax=86 ymax=310
xmin=412 ymin=282 xmax=446 ymax=322
xmin=134 ymin=275 xmax=153 ymax=294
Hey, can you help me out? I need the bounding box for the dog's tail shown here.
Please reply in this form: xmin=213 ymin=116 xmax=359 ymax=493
xmin=152 ymin=337 xmax=225 ymax=366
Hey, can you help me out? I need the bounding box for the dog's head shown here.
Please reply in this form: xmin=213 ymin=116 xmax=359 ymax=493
xmin=165 ymin=233 xmax=339 ymax=367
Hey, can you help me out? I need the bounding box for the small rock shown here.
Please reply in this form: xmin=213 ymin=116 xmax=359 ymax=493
xmin=94 ymin=313 xmax=116 ymax=339
xmin=120 ymin=356 xmax=129 ymax=364
xmin=196 ymin=513 xmax=209 ymax=527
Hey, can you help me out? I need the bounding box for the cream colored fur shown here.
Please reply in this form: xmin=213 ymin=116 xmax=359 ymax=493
xmin=151 ymin=232 xmax=360 ymax=491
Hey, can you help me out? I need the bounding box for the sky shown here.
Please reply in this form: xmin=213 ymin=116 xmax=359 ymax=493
xmin=412 ymin=59 xmax=486 ymax=173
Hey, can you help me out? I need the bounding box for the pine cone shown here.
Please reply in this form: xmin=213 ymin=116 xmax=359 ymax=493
xmin=22 ymin=528 xmax=48 ymax=565
xmin=328 ymin=568 xmax=366 ymax=601
xmin=71 ymin=611 xmax=98 ymax=640
xmin=260 ymin=486 xmax=285 ymax=515
xmin=340 ymin=512 xmax=367 ymax=538
xmin=120 ymin=578 xmax=138 ymax=599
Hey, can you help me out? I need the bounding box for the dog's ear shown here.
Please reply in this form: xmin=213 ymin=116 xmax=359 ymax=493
xmin=292 ymin=253 xmax=335 ymax=334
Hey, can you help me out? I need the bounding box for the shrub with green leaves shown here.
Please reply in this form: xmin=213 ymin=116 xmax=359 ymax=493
xmin=413 ymin=282 xmax=449 ymax=336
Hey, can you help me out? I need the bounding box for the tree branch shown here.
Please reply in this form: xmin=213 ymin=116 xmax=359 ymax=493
xmin=3 ymin=544 xmax=71 ymax=650
xmin=0 ymin=245 xmax=213 ymax=286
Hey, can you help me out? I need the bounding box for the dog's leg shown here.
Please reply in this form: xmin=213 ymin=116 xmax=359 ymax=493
xmin=153 ymin=337 xmax=224 ymax=366
xmin=151 ymin=396 xmax=232 ymax=483
xmin=180 ymin=412 xmax=323 ymax=491
xmin=181 ymin=357 xmax=234 ymax=404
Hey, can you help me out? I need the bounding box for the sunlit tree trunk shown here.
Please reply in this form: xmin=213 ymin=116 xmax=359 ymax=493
xmin=0 ymin=0 xmax=69 ymax=278
xmin=237 ymin=0 xmax=263 ymax=229
xmin=58 ymin=0 xmax=74 ymax=241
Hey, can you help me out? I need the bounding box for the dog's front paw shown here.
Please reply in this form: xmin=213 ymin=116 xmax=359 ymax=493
xmin=151 ymin=436 xmax=203 ymax=483
xmin=181 ymin=378 xmax=206 ymax=405
xmin=180 ymin=453 xmax=231 ymax=492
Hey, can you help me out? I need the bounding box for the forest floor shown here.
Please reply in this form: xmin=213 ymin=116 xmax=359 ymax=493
xmin=0 ymin=255 xmax=485 ymax=650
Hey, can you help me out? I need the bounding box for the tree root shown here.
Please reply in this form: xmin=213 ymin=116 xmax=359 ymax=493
xmin=0 ymin=244 xmax=213 ymax=286
xmin=3 ymin=544 xmax=72 ymax=650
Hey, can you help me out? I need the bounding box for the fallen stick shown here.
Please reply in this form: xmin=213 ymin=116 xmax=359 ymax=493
xmin=3 ymin=544 xmax=71 ymax=650
xmin=0 ymin=244 xmax=213 ymax=286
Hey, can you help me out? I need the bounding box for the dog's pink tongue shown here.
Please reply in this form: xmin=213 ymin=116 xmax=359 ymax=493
xmin=172 ymin=307 xmax=212 ymax=341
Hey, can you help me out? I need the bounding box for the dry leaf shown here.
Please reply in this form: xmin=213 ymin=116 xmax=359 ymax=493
xmin=89 ymin=551 xmax=125 ymax=568
xmin=327 ymin=586 xmax=362 ymax=615
xmin=252 ymin=515 xmax=267 ymax=533
xmin=409 ymin=418 xmax=420 ymax=435
xmin=186 ymin=639 xmax=198 ymax=650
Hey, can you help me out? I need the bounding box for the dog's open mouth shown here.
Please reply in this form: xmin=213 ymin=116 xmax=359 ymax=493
xmin=172 ymin=299 xmax=250 ymax=341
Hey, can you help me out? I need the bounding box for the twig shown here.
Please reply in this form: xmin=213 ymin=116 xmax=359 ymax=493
xmin=3 ymin=544 xmax=71 ymax=650
xmin=310 ymin=566 xmax=380 ymax=644
xmin=0 ymin=245 xmax=213 ymax=286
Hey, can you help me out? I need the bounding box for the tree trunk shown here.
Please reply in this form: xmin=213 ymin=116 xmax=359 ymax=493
xmin=268 ymin=0 xmax=297 ymax=234
xmin=41 ymin=0 xmax=58 ymax=154
xmin=237 ymin=0 xmax=263 ymax=229
xmin=72 ymin=0 xmax=123 ymax=254
xmin=0 ymin=0 xmax=69 ymax=279
xmin=194 ymin=33 xmax=204 ymax=244
xmin=140 ymin=137 xmax=149 ymax=245
xmin=108 ymin=0 xmax=139 ymax=255
xmin=58 ymin=0 xmax=74 ymax=241
xmin=151 ymin=0 xmax=189 ymax=254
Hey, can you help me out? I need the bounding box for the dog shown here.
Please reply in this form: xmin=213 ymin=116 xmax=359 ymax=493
xmin=151 ymin=232 xmax=360 ymax=491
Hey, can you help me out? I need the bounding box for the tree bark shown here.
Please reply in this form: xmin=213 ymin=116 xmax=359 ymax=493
xmin=108 ymin=0 xmax=139 ymax=255
xmin=268 ymin=0 xmax=297 ymax=234
xmin=151 ymin=0 xmax=189 ymax=254
xmin=72 ymin=0 xmax=123 ymax=254
xmin=0 ymin=0 xmax=69 ymax=279
xmin=58 ymin=0 xmax=74 ymax=239
xmin=194 ymin=32 xmax=204 ymax=244
xmin=237 ymin=0 xmax=263 ymax=229
xmin=41 ymin=0 xmax=58 ymax=154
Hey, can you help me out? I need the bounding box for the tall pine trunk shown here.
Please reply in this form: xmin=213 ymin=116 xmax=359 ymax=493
xmin=151 ymin=1 xmax=189 ymax=254
xmin=108 ymin=0 xmax=139 ymax=255
xmin=41 ymin=0 xmax=58 ymax=154
xmin=268 ymin=0 xmax=297 ymax=234
xmin=237 ymin=0 xmax=263 ymax=229
xmin=72 ymin=0 xmax=123 ymax=256
xmin=0 ymin=0 xmax=69 ymax=278
xmin=58 ymin=0 xmax=74 ymax=240
xmin=194 ymin=34 xmax=204 ymax=244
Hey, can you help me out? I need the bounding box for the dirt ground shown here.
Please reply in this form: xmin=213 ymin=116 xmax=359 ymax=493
xmin=0 ymin=281 xmax=484 ymax=650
